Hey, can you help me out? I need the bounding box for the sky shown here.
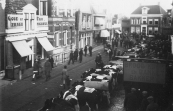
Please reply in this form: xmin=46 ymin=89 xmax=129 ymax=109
xmin=108 ymin=0 xmax=173 ymax=16
xmin=75 ymin=0 xmax=173 ymax=17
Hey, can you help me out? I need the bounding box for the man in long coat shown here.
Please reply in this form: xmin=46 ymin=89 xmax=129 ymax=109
xmin=44 ymin=57 xmax=51 ymax=81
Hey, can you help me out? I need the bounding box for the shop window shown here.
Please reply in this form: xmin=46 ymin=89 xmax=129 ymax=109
xmin=30 ymin=13 xmax=35 ymax=30
xmin=25 ymin=13 xmax=29 ymax=31
xmin=13 ymin=45 xmax=20 ymax=65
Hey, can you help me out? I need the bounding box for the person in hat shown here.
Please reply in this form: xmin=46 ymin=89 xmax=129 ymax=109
xmin=32 ymin=59 xmax=39 ymax=81
xmin=68 ymin=50 xmax=74 ymax=65
xmin=146 ymin=96 xmax=159 ymax=111
xmin=139 ymin=91 xmax=149 ymax=111
xmin=124 ymin=88 xmax=138 ymax=111
xmin=44 ymin=57 xmax=51 ymax=81
xmin=61 ymin=65 xmax=68 ymax=89
xmin=79 ymin=48 xmax=83 ymax=63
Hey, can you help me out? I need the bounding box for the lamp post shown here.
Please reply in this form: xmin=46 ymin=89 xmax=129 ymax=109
xmin=70 ymin=26 xmax=73 ymax=49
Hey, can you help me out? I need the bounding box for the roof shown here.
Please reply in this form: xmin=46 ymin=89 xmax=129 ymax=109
xmin=131 ymin=5 xmax=167 ymax=15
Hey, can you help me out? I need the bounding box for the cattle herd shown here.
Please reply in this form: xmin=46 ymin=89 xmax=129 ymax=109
xmin=38 ymin=64 xmax=122 ymax=111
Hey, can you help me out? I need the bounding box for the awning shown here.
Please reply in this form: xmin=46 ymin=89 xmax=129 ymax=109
xmin=95 ymin=17 xmax=105 ymax=26
xmin=115 ymin=30 xmax=122 ymax=34
xmin=100 ymin=30 xmax=110 ymax=37
xmin=11 ymin=40 xmax=34 ymax=57
xmin=37 ymin=37 xmax=54 ymax=51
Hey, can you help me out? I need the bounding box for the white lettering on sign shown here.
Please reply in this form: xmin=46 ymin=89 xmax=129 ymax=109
xmin=123 ymin=61 xmax=166 ymax=84
xmin=37 ymin=16 xmax=48 ymax=27
xmin=7 ymin=14 xmax=23 ymax=29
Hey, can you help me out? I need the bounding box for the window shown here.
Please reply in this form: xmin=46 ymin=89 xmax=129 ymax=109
xmin=25 ymin=13 xmax=29 ymax=31
xmin=142 ymin=8 xmax=147 ymax=14
xmin=131 ymin=19 xmax=134 ymax=24
xmin=55 ymin=33 xmax=59 ymax=47
xmin=67 ymin=9 xmax=71 ymax=17
xmin=59 ymin=9 xmax=65 ymax=17
xmin=30 ymin=13 xmax=34 ymax=30
xmin=149 ymin=19 xmax=153 ymax=25
xmin=154 ymin=19 xmax=159 ymax=25
xmin=148 ymin=27 xmax=153 ymax=34
xmin=40 ymin=1 xmax=47 ymax=15
xmin=142 ymin=17 xmax=147 ymax=24
xmin=142 ymin=27 xmax=146 ymax=34
xmin=136 ymin=27 xmax=140 ymax=33
xmin=136 ymin=19 xmax=139 ymax=24
xmin=67 ymin=31 xmax=71 ymax=45
xmin=154 ymin=27 xmax=158 ymax=34
xmin=131 ymin=27 xmax=135 ymax=33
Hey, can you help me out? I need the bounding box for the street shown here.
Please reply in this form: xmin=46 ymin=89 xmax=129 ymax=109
xmin=0 ymin=48 xmax=125 ymax=111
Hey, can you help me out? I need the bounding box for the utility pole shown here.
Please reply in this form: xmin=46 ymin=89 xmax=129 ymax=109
xmin=75 ymin=10 xmax=80 ymax=49
xmin=70 ymin=26 xmax=72 ymax=49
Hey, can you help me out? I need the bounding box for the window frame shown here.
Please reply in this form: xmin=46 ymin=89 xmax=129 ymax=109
xmin=30 ymin=13 xmax=35 ymax=30
xmin=154 ymin=19 xmax=159 ymax=25
xmin=24 ymin=13 xmax=29 ymax=31
xmin=148 ymin=19 xmax=153 ymax=25
xmin=154 ymin=27 xmax=158 ymax=34
xmin=148 ymin=27 xmax=153 ymax=34
xmin=131 ymin=19 xmax=134 ymax=24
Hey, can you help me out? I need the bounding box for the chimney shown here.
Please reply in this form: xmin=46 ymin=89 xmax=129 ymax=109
xmin=158 ymin=2 xmax=160 ymax=6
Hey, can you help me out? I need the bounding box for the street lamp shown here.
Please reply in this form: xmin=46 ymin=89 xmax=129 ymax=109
xmin=70 ymin=26 xmax=73 ymax=49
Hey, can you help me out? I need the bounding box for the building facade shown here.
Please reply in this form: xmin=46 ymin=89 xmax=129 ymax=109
xmin=130 ymin=4 xmax=167 ymax=35
xmin=4 ymin=0 xmax=52 ymax=79
xmin=47 ymin=0 xmax=76 ymax=64
xmin=0 ymin=0 xmax=6 ymax=76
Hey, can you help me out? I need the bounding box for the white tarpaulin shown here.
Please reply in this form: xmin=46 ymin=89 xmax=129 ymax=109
xmin=37 ymin=37 xmax=54 ymax=51
xmin=100 ymin=30 xmax=110 ymax=37
xmin=11 ymin=40 xmax=34 ymax=57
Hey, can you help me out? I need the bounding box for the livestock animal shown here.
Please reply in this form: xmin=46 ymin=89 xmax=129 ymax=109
xmin=63 ymin=84 xmax=102 ymax=111
xmin=39 ymin=92 xmax=75 ymax=111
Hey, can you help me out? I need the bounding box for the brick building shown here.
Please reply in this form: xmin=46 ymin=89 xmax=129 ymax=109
xmin=130 ymin=4 xmax=167 ymax=35
xmin=47 ymin=0 xmax=76 ymax=64
xmin=4 ymin=0 xmax=51 ymax=79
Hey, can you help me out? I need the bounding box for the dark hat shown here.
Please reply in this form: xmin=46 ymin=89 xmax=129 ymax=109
xmin=147 ymin=96 xmax=153 ymax=99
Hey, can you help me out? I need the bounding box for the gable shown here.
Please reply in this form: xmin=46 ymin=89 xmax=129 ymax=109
xmin=132 ymin=5 xmax=166 ymax=15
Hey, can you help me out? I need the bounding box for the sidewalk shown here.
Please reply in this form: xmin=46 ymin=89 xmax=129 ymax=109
xmin=0 ymin=45 xmax=104 ymax=89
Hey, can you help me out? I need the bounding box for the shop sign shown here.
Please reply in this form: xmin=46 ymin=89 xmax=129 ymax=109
xmin=37 ymin=15 xmax=48 ymax=27
xmin=7 ymin=14 xmax=23 ymax=29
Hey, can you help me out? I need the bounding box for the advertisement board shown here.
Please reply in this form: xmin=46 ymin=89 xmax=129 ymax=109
xmin=123 ymin=61 xmax=166 ymax=84
xmin=7 ymin=14 xmax=23 ymax=29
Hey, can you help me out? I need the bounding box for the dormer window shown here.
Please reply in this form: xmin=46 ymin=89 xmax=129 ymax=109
xmin=142 ymin=7 xmax=149 ymax=14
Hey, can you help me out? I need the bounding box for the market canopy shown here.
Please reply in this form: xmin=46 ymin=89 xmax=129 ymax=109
xmin=115 ymin=30 xmax=122 ymax=34
xmin=100 ymin=30 xmax=110 ymax=37
xmin=37 ymin=37 xmax=54 ymax=51
xmin=11 ymin=40 xmax=34 ymax=57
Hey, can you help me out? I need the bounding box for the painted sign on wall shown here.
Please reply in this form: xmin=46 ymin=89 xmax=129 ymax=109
xmin=123 ymin=61 xmax=166 ymax=84
xmin=7 ymin=14 xmax=23 ymax=29
xmin=37 ymin=15 xmax=48 ymax=27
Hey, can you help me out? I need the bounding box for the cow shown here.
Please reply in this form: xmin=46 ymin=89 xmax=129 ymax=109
xmin=39 ymin=92 xmax=75 ymax=111
xmin=63 ymin=84 xmax=102 ymax=111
